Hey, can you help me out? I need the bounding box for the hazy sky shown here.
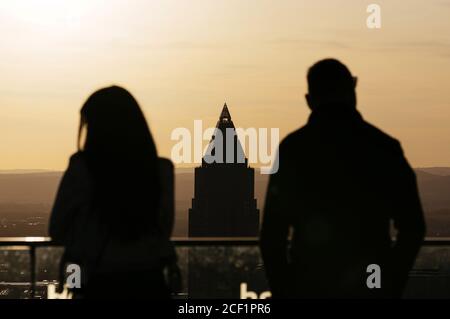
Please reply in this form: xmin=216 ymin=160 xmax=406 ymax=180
xmin=1 ymin=0 xmax=449 ymax=170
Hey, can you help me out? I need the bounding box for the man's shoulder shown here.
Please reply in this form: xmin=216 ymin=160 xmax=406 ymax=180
xmin=360 ymin=120 xmax=402 ymax=151
xmin=280 ymin=126 xmax=311 ymax=149
xmin=279 ymin=119 xmax=403 ymax=153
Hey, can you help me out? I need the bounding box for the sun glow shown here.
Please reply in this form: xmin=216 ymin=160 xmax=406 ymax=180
xmin=0 ymin=0 xmax=97 ymax=29
xmin=0 ymin=1 xmax=450 ymax=169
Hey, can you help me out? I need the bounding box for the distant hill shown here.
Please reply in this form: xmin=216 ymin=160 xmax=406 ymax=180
xmin=0 ymin=167 xmax=449 ymax=237
xmin=415 ymin=170 xmax=450 ymax=211
xmin=417 ymin=167 xmax=450 ymax=176
xmin=0 ymin=169 xmax=56 ymax=175
xmin=0 ymin=172 xmax=61 ymax=204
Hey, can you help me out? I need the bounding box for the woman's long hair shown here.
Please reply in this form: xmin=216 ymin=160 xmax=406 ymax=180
xmin=78 ymin=86 xmax=161 ymax=240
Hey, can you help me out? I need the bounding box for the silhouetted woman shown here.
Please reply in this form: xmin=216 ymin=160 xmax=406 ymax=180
xmin=49 ymin=86 xmax=177 ymax=299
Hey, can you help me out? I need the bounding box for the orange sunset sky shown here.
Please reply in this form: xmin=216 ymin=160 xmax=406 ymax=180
xmin=1 ymin=0 xmax=450 ymax=170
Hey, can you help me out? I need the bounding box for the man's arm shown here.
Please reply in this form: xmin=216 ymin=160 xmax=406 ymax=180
xmin=389 ymin=143 xmax=426 ymax=296
xmin=260 ymin=148 xmax=291 ymax=298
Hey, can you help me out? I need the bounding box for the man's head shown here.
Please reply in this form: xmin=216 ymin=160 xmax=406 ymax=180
xmin=306 ymin=58 xmax=357 ymax=112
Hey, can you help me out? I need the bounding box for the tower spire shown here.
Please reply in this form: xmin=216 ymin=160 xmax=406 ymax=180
xmin=220 ymin=102 xmax=231 ymax=121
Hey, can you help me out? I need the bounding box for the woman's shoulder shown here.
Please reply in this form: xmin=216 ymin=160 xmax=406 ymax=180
xmin=69 ymin=150 xmax=86 ymax=162
xmin=68 ymin=151 xmax=87 ymax=167
xmin=66 ymin=151 xmax=91 ymax=180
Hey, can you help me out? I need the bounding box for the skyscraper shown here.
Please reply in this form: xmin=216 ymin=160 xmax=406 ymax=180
xmin=188 ymin=103 xmax=260 ymax=237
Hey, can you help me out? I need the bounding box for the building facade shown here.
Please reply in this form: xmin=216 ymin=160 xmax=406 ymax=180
xmin=188 ymin=103 xmax=260 ymax=237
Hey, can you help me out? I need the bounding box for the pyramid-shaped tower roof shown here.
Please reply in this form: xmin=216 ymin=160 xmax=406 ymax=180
xmin=220 ymin=103 xmax=231 ymax=121
xmin=203 ymin=103 xmax=247 ymax=165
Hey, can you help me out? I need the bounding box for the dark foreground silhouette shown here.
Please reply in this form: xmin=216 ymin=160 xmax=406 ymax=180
xmin=260 ymin=59 xmax=426 ymax=298
xmin=50 ymin=86 xmax=178 ymax=299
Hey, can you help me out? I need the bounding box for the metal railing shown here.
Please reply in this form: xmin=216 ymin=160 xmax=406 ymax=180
xmin=1 ymin=237 xmax=450 ymax=299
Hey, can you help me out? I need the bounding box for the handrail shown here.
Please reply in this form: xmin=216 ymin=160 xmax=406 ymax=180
xmin=1 ymin=236 xmax=450 ymax=246
xmin=1 ymin=236 xmax=449 ymax=299
xmin=0 ymin=237 xmax=262 ymax=246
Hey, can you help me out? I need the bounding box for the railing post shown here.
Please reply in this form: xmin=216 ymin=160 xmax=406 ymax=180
xmin=30 ymin=245 xmax=36 ymax=299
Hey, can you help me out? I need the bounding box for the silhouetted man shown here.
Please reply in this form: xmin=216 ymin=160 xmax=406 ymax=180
xmin=260 ymin=59 xmax=426 ymax=298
